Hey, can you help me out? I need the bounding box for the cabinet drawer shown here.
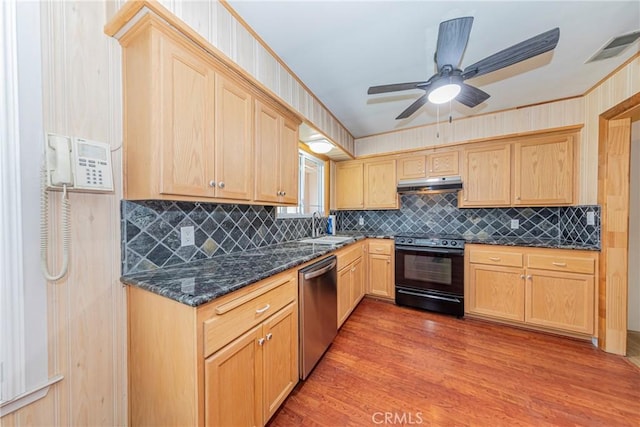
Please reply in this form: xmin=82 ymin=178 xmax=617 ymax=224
xmin=202 ymin=273 xmax=296 ymax=357
xmin=368 ymin=241 xmax=392 ymax=256
xmin=526 ymin=254 xmax=594 ymax=274
xmin=337 ymin=243 xmax=363 ymax=270
xmin=469 ymin=249 xmax=523 ymax=267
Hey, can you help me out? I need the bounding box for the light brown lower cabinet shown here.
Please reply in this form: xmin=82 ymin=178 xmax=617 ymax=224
xmin=337 ymin=243 xmax=365 ymax=328
xmin=367 ymin=239 xmax=395 ymax=300
xmin=204 ymin=302 xmax=298 ymax=426
xmin=465 ymin=244 xmax=598 ymax=337
xmin=127 ymin=270 xmax=298 ymax=427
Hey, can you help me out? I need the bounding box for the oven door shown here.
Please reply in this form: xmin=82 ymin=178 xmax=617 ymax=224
xmin=394 ymin=245 xmax=464 ymax=296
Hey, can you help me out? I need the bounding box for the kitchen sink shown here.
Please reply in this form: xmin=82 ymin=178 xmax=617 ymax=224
xmin=298 ymin=235 xmax=354 ymax=245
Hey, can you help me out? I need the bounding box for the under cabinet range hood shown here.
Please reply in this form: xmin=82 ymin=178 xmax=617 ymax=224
xmin=397 ymin=176 xmax=463 ymax=194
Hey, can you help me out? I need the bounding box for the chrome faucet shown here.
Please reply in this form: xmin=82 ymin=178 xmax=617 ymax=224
xmin=311 ymin=211 xmax=322 ymax=237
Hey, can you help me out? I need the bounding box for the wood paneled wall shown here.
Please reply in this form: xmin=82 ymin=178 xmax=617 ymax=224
xmin=156 ymin=0 xmax=355 ymax=155
xmin=1 ymin=1 xmax=127 ymax=425
xmin=355 ymin=56 xmax=640 ymax=205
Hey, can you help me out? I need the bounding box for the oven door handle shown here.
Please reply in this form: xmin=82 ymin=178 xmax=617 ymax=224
xmin=395 ymin=245 xmax=464 ymax=255
xmin=397 ymin=289 xmax=461 ymax=303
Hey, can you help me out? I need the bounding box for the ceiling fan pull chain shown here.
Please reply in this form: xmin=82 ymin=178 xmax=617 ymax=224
xmin=436 ymin=104 xmax=440 ymax=139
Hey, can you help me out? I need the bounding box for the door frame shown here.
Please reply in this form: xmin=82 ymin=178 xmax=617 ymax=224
xmin=597 ymin=92 xmax=640 ymax=355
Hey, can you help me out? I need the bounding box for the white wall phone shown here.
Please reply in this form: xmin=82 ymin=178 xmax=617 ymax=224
xmin=41 ymin=133 xmax=114 ymax=280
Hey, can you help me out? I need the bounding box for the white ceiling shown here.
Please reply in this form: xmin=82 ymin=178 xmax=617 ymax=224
xmin=227 ymin=1 xmax=640 ymax=140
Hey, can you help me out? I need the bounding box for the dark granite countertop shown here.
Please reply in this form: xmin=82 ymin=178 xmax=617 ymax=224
xmin=120 ymin=235 xmax=370 ymax=307
xmin=462 ymin=235 xmax=600 ymax=251
xmin=121 ymin=231 xmax=597 ymax=307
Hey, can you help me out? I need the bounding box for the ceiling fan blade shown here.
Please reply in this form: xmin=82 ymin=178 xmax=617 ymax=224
xmin=462 ymin=27 xmax=559 ymax=80
xmin=435 ymin=16 xmax=474 ymax=69
xmin=456 ymin=83 xmax=490 ymax=108
xmin=396 ymin=94 xmax=428 ymax=120
xmin=368 ymin=81 xmax=429 ymax=95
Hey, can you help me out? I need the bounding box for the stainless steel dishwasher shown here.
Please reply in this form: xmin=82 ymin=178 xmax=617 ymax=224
xmin=298 ymin=255 xmax=337 ymax=380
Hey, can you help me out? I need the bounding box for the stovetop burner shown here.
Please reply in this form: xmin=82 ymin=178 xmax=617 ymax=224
xmin=394 ymin=233 xmax=465 ymax=249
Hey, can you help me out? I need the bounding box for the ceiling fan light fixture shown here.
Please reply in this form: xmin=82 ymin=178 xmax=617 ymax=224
xmin=428 ymin=77 xmax=462 ymax=104
xmin=307 ymin=139 xmax=333 ymax=154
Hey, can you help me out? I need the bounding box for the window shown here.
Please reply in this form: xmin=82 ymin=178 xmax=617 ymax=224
xmin=277 ymin=150 xmax=325 ymax=217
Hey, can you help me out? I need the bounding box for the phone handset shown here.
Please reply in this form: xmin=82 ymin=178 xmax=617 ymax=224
xmin=41 ymin=133 xmax=71 ymax=281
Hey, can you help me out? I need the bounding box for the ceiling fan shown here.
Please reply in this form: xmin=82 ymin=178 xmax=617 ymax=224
xmin=367 ymin=17 xmax=560 ymax=119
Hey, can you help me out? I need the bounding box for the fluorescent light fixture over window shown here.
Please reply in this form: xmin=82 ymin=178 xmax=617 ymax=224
xmin=307 ymin=139 xmax=333 ymax=154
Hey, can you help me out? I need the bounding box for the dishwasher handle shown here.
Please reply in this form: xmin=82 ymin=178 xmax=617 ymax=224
xmin=301 ymin=257 xmax=337 ymax=280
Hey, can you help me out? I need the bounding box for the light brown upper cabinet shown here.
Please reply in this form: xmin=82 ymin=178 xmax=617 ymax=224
xmin=513 ymin=133 xmax=574 ymax=206
xmin=460 ymin=143 xmax=511 ymax=207
xmin=364 ymin=159 xmax=398 ymax=209
xmin=336 ymin=159 xmax=398 ymax=210
xmin=427 ymin=150 xmax=459 ymax=177
xmin=460 ymin=129 xmax=577 ymax=208
xmin=254 ymin=100 xmax=299 ymax=205
xmin=335 ymin=161 xmax=364 ymax=209
xmin=213 ymin=75 xmax=253 ymax=201
xmin=397 ymin=150 xmax=459 ymax=181
xmin=117 ymin=15 xmax=299 ymax=205
xmin=397 ymin=155 xmax=426 ymax=180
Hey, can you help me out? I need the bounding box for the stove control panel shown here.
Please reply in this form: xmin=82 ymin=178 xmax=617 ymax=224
xmin=394 ymin=236 xmax=465 ymax=249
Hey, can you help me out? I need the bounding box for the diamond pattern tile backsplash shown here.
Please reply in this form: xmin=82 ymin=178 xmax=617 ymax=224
xmin=121 ymin=201 xmax=327 ymax=274
xmin=334 ymin=193 xmax=600 ymax=246
xmin=122 ymin=194 xmax=600 ymax=274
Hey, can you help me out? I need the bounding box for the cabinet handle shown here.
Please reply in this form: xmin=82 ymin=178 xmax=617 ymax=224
xmin=526 ymin=275 xmax=532 ymax=280
xmin=209 ymin=180 xmax=216 ymax=188
xmin=516 ymin=196 xmax=521 ymax=200
xmin=218 ymin=181 xmax=225 ymax=189
xmin=489 ymin=257 xmax=501 ymax=261
xmin=552 ymin=262 xmax=567 ymax=267
xmin=387 ymin=260 xmax=390 ymax=264
xmin=282 ymin=191 xmax=286 ymax=196
xmin=255 ymin=304 xmax=271 ymax=314
xmin=266 ymin=333 xmax=273 ymax=341
xmin=258 ymin=338 xmax=265 ymax=346
xmin=520 ymin=274 xmax=525 ymax=279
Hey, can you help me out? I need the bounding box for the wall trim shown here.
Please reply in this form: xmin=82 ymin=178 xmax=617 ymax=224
xmin=0 ymin=375 xmax=63 ymax=417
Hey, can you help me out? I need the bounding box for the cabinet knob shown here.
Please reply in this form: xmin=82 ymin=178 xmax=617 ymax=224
xmin=266 ymin=333 xmax=273 ymax=341
xmin=520 ymin=274 xmax=525 ymax=279
xmin=258 ymin=338 xmax=265 ymax=346
xmin=387 ymin=260 xmax=390 ymax=264
xmin=526 ymin=275 xmax=532 ymax=280
xmin=282 ymin=191 xmax=286 ymax=196
xmin=209 ymin=180 xmax=216 ymax=188
xmin=277 ymin=191 xmax=283 ymax=196
xmin=516 ymin=196 xmax=521 ymax=200
xmin=218 ymin=181 xmax=225 ymax=189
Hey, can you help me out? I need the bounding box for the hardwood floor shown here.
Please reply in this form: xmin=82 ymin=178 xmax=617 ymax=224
xmin=628 ymin=330 xmax=640 ymax=369
xmin=269 ymin=298 xmax=640 ymax=426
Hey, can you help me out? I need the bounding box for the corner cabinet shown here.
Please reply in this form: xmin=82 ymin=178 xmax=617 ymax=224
xmin=254 ymin=100 xmax=299 ymax=205
xmin=465 ymin=244 xmax=597 ymax=338
xmin=127 ymin=270 xmax=299 ymax=427
xmin=117 ymin=13 xmax=299 ymax=206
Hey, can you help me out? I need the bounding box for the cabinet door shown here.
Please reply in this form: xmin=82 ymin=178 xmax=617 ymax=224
xmin=215 ymin=75 xmax=253 ymax=200
xmin=525 ymin=269 xmax=594 ymax=334
xmin=397 ymin=156 xmax=426 ymax=180
xmin=350 ymin=257 xmax=365 ymax=307
xmin=337 ymin=266 xmax=352 ymax=328
xmin=279 ymin=117 xmax=299 ymax=205
xmin=427 ymin=151 xmax=459 ymax=177
xmin=262 ymin=303 xmax=298 ymax=422
xmin=159 ymin=37 xmax=215 ymax=197
xmin=254 ymin=100 xmax=281 ymax=203
xmin=364 ymin=159 xmax=398 ymax=209
xmin=368 ymin=254 xmax=393 ymax=299
xmin=467 ymin=264 xmax=525 ymax=322
xmin=513 ymin=135 xmax=574 ymax=205
xmin=205 ymin=324 xmax=263 ymax=427
xmin=335 ymin=162 xmax=364 ymax=209
xmin=460 ymin=144 xmax=511 ymax=207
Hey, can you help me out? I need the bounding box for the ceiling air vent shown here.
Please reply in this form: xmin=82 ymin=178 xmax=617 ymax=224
xmin=586 ymin=30 xmax=640 ymax=63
